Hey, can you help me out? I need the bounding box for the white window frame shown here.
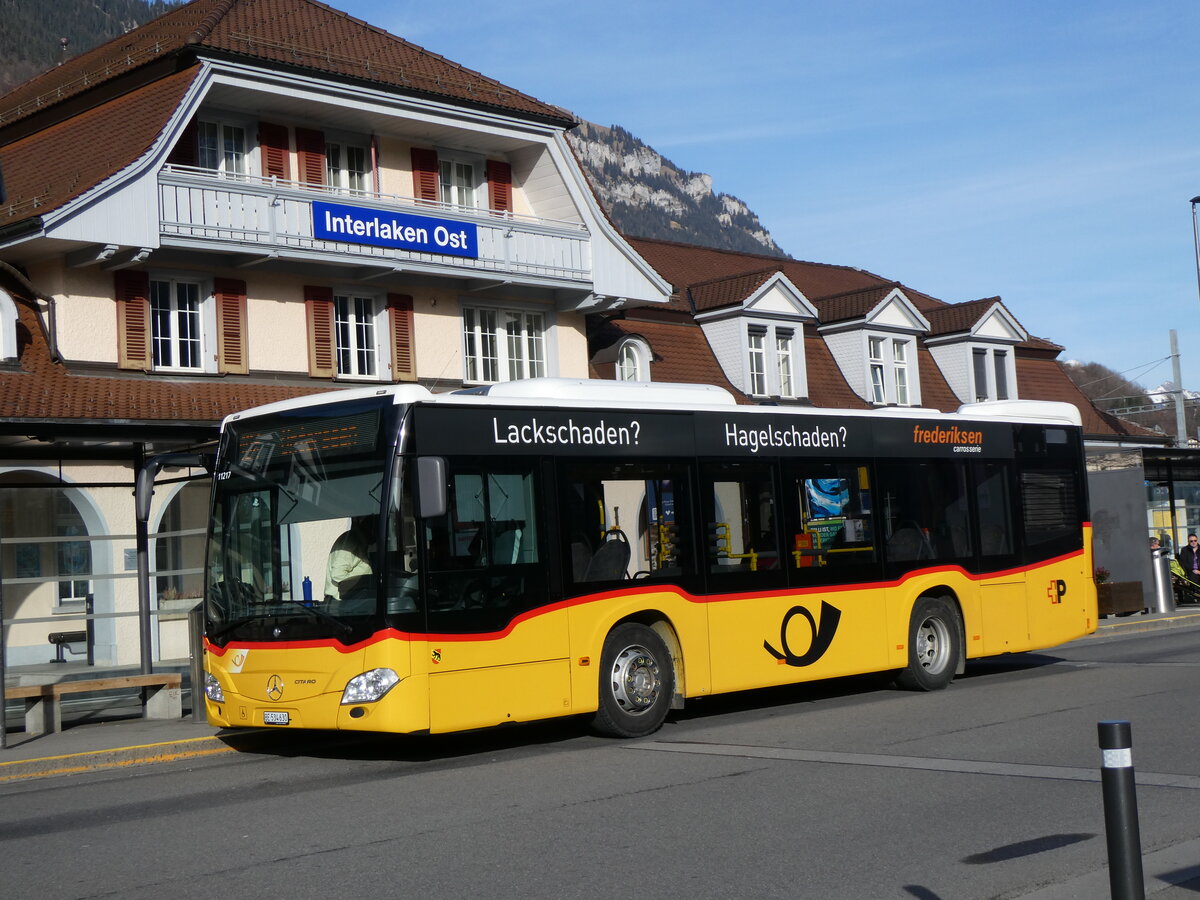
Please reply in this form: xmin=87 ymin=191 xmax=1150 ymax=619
xmin=437 ymin=150 xmax=482 ymax=210
xmin=149 ymin=274 xmax=215 ymax=374
xmin=326 ymin=138 xmax=372 ymax=195
xmin=866 ymin=333 xmax=917 ymax=406
xmin=0 ymin=289 xmax=18 ymax=360
xmin=197 ymin=117 xmax=253 ymax=178
xmin=747 ymin=327 xmax=767 ymax=395
xmin=333 ymin=291 xmax=389 ymax=381
xmin=775 ymin=329 xmax=795 ymax=398
xmin=615 ymin=338 xmax=651 ymax=382
xmin=744 ymin=322 xmax=801 ymax=398
xmin=462 ymin=304 xmax=548 ymax=384
xmin=970 ymin=345 xmax=1015 ymax=402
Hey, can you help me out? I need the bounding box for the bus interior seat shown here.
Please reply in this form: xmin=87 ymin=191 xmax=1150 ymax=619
xmin=887 ymin=523 xmax=934 ymax=561
xmin=582 ymin=531 xmax=631 ymax=581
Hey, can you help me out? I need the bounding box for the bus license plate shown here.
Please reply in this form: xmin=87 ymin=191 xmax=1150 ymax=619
xmin=263 ymin=710 xmax=290 ymax=725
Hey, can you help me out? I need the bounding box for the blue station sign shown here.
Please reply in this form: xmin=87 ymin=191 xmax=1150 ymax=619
xmin=312 ymin=200 xmax=479 ymax=259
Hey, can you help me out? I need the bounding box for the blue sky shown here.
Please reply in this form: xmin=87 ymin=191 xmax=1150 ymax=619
xmin=337 ymin=0 xmax=1200 ymax=394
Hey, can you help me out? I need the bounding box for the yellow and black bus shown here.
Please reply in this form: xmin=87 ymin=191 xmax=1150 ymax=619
xmin=202 ymin=378 xmax=1095 ymax=737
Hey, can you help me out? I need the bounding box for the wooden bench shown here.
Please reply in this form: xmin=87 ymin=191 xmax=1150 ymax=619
xmin=6 ymin=673 xmax=183 ymax=735
xmin=48 ymin=630 xmax=88 ymax=663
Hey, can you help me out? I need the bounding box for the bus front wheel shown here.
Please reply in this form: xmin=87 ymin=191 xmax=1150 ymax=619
xmin=592 ymin=623 xmax=674 ymax=738
xmin=896 ymin=596 xmax=961 ymax=692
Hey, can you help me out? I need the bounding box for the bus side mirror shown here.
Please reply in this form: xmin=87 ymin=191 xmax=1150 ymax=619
xmin=417 ymin=457 xmax=447 ymax=519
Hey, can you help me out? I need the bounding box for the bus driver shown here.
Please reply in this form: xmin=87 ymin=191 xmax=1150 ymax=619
xmin=325 ymin=516 xmax=373 ymax=602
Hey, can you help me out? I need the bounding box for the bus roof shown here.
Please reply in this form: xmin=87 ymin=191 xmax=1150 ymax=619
xmin=221 ymin=379 xmax=1082 ymax=429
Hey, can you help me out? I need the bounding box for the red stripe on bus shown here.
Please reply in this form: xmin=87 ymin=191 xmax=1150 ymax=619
xmin=205 ymin=545 xmax=1087 ymax=654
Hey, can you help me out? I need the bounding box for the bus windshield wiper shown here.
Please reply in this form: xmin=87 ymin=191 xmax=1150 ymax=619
xmin=207 ymin=614 xmax=267 ymax=642
xmin=278 ymin=598 xmax=354 ymax=637
xmin=208 ymin=604 xmax=352 ymax=641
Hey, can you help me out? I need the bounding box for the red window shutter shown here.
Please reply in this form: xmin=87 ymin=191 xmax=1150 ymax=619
xmin=115 ymin=270 xmax=151 ymax=370
xmin=167 ymin=118 xmax=198 ymax=167
xmin=304 ymin=285 xmax=335 ymax=378
xmin=215 ymin=278 xmax=248 ymax=375
xmin=486 ymin=160 xmax=512 ymax=213
xmin=258 ymin=122 xmax=291 ymax=181
xmin=411 ymin=147 xmax=439 ymax=202
xmin=295 ymin=127 xmax=326 ymax=186
xmin=387 ymin=293 xmax=416 ymax=382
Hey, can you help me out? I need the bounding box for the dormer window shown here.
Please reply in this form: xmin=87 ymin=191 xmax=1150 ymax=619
xmin=616 ymin=338 xmax=651 ymax=381
xmin=868 ymin=335 xmax=914 ymax=405
xmin=776 ymin=330 xmax=795 ymax=396
xmin=748 ymin=327 xmax=767 ymax=394
xmin=745 ymin=324 xmax=799 ymax=398
xmin=972 ymin=347 xmax=1012 ymax=402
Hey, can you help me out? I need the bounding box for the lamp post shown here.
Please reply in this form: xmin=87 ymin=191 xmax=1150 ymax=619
xmin=1191 ymin=197 xmax=1200 ymax=308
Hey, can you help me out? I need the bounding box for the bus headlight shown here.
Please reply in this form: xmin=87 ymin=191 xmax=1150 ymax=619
xmin=204 ymin=672 xmax=225 ymax=703
xmin=341 ymin=668 xmax=400 ymax=704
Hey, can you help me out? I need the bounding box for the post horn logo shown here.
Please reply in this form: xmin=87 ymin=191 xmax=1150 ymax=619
xmin=266 ymin=674 xmax=284 ymax=701
xmin=764 ymin=600 xmax=843 ymax=667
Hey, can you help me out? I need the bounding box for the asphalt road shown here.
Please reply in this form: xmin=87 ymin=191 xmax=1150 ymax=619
xmin=3 ymin=624 xmax=1200 ymax=899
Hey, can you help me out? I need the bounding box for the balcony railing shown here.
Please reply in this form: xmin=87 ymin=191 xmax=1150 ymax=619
xmin=157 ymin=166 xmax=592 ymax=284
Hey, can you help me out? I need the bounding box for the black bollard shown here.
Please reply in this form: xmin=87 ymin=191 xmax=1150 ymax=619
xmin=1098 ymin=720 xmax=1145 ymax=900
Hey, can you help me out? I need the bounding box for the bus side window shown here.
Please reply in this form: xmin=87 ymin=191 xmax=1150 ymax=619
xmin=561 ymin=462 xmax=693 ymax=588
xmin=789 ymin=463 xmax=875 ymax=569
xmin=701 ymin=463 xmax=782 ymax=579
xmin=974 ymin=461 xmax=1013 ymax=557
xmin=877 ymin=461 xmax=971 ymax=564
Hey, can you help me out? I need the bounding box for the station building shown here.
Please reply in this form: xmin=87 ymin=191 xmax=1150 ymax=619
xmin=0 ymin=0 xmax=668 ymax=668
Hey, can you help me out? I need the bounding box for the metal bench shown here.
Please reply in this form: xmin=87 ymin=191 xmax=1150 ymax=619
xmin=47 ymin=630 xmax=88 ymax=663
xmin=5 ymin=673 xmax=183 ymax=735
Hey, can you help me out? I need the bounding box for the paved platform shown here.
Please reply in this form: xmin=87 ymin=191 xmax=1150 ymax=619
xmin=2 ymin=606 xmax=1199 ymax=781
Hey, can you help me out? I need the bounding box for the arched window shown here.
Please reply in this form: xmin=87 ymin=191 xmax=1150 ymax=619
xmin=615 ymin=338 xmax=650 ymax=382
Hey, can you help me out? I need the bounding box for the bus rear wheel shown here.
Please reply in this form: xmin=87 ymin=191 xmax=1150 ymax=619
xmin=896 ymin=596 xmax=961 ymax=692
xmin=592 ymin=623 xmax=674 ymax=738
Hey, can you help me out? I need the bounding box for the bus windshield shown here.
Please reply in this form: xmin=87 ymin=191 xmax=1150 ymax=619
xmin=206 ymin=397 xmax=401 ymax=644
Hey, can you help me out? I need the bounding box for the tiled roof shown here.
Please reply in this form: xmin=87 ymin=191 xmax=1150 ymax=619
xmin=629 ymin=237 xmax=893 ymax=307
xmin=811 ymin=283 xmax=902 ymax=325
xmin=801 ymin=326 xmax=869 ymax=409
xmin=1014 ymin=356 xmax=1160 ymax=440
xmin=0 ymin=69 xmax=197 ymax=223
xmin=688 ymin=269 xmax=778 ymax=313
xmin=916 ymin=347 xmax=962 ymax=411
xmin=924 ymin=297 xmax=1001 ymax=336
xmin=615 ymin=237 xmax=1158 ymax=440
xmin=0 ymin=0 xmax=572 ymax=132
xmin=594 ymin=315 xmax=749 ymax=403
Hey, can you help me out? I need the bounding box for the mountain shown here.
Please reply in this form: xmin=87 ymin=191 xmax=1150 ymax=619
xmin=0 ymin=1 xmax=786 ymax=259
xmin=567 ymin=121 xmax=788 ymax=258
xmin=0 ymin=0 xmax=181 ymax=95
xmin=1063 ymin=361 xmax=1200 ymax=438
